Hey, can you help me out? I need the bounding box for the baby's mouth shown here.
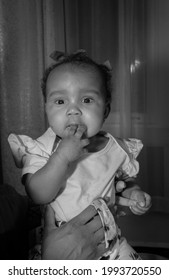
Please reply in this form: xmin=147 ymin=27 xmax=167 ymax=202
xmin=66 ymin=124 xmax=87 ymax=136
xmin=66 ymin=123 xmax=86 ymax=129
xmin=66 ymin=124 xmax=78 ymax=129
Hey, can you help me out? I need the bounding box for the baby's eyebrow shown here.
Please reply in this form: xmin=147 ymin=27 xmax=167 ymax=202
xmin=79 ymin=89 xmax=100 ymax=95
xmin=48 ymin=90 xmax=66 ymax=98
xmin=48 ymin=89 xmax=100 ymax=98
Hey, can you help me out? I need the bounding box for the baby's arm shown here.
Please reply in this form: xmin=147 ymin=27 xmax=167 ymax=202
xmin=114 ymin=137 xmax=151 ymax=214
xmin=25 ymin=125 xmax=89 ymax=205
xmin=25 ymin=151 xmax=69 ymax=204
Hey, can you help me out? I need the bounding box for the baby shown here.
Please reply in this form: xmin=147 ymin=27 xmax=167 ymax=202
xmin=8 ymin=50 xmax=151 ymax=259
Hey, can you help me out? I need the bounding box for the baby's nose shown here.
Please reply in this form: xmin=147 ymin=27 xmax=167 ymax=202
xmin=67 ymin=104 xmax=82 ymax=116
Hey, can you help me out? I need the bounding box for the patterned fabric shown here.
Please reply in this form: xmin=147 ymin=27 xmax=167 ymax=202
xmin=92 ymin=198 xmax=119 ymax=259
xmin=92 ymin=198 xmax=141 ymax=260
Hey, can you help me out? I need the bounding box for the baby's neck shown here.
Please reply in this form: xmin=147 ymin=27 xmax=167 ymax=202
xmin=87 ymin=132 xmax=109 ymax=153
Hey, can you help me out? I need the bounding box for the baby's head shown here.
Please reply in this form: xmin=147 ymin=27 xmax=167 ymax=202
xmin=42 ymin=51 xmax=112 ymax=138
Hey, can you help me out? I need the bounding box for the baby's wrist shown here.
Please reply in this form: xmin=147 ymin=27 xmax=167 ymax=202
xmin=52 ymin=150 xmax=70 ymax=167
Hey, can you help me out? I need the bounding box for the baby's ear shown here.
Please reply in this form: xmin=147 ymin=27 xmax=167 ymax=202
xmin=104 ymin=104 xmax=110 ymax=120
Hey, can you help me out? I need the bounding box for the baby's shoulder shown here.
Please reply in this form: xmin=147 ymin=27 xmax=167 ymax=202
xmin=110 ymin=135 xmax=143 ymax=159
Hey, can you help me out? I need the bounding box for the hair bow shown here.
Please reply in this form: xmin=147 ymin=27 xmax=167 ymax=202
xmin=103 ymin=60 xmax=112 ymax=71
xmin=50 ymin=49 xmax=87 ymax=62
xmin=49 ymin=49 xmax=112 ymax=71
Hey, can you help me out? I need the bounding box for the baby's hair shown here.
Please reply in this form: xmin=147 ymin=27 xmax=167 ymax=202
xmin=41 ymin=51 xmax=112 ymax=110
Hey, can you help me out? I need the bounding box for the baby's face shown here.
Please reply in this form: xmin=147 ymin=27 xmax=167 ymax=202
xmin=45 ymin=64 xmax=107 ymax=138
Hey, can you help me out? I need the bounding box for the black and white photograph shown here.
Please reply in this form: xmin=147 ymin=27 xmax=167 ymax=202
xmin=0 ymin=0 xmax=169 ymax=277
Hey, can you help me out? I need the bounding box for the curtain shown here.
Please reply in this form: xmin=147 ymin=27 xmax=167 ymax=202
xmin=0 ymin=0 xmax=46 ymax=193
xmin=0 ymin=0 xmax=169 ymax=203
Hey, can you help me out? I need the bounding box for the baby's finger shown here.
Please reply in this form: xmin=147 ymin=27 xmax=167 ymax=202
xmin=137 ymin=194 xmax=152 ymax=208
xmin=75 ymin=125 xmax=87 ymax=138
xmin=136 ymin=199 xmax=152 ymax=213
xmin=143 ymin=193 xmax=152 ymax=208
xmin=133 ymin=191 xmax=146 ymax=207
xmin=116 ymin=196 xmax=137 ymax=207
xmin=130 ymin=205 xmax=147 ymax=215
xmin=81 ymin=138 xmax=90 ymax=147
xmin=137 ymin=202 xmax=151 ymax=212
xmin=63 ymin=125 xmax=77 ymax=137
xmin=67 ymin=125 xmax=78 ymax=135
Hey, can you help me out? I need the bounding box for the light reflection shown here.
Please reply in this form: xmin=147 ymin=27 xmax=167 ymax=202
xmin=130 ymin=59 xmax=141 ymax=73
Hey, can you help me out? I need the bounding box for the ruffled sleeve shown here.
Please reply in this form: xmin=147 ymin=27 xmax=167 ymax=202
xmin=8 ymin=133 xmax=50 ymax=176
xmin=116 ymin=138 xmax=143 ymax=178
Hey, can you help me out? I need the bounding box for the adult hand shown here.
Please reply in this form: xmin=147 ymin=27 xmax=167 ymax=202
xmin=42 ymin=204 xmax=107 ymax=260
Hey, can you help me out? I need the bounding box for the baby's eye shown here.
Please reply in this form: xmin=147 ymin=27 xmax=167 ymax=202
xmin=82 ymin=97 xmax=94 ymax=104
xmin=55 ymin=99 xmax=65 ymax=105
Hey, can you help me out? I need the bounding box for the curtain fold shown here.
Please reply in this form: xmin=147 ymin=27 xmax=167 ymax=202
xmin=0 ymin=0 xmax=45 ymax=193
xmin=42 ymin=0 xmax=65 ymax=67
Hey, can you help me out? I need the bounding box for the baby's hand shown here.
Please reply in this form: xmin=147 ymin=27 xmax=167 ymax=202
xmin=129 ymin=189 xmax=152 ymax=215
xmin=57 ymin=124 xmax=89 ymax=164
